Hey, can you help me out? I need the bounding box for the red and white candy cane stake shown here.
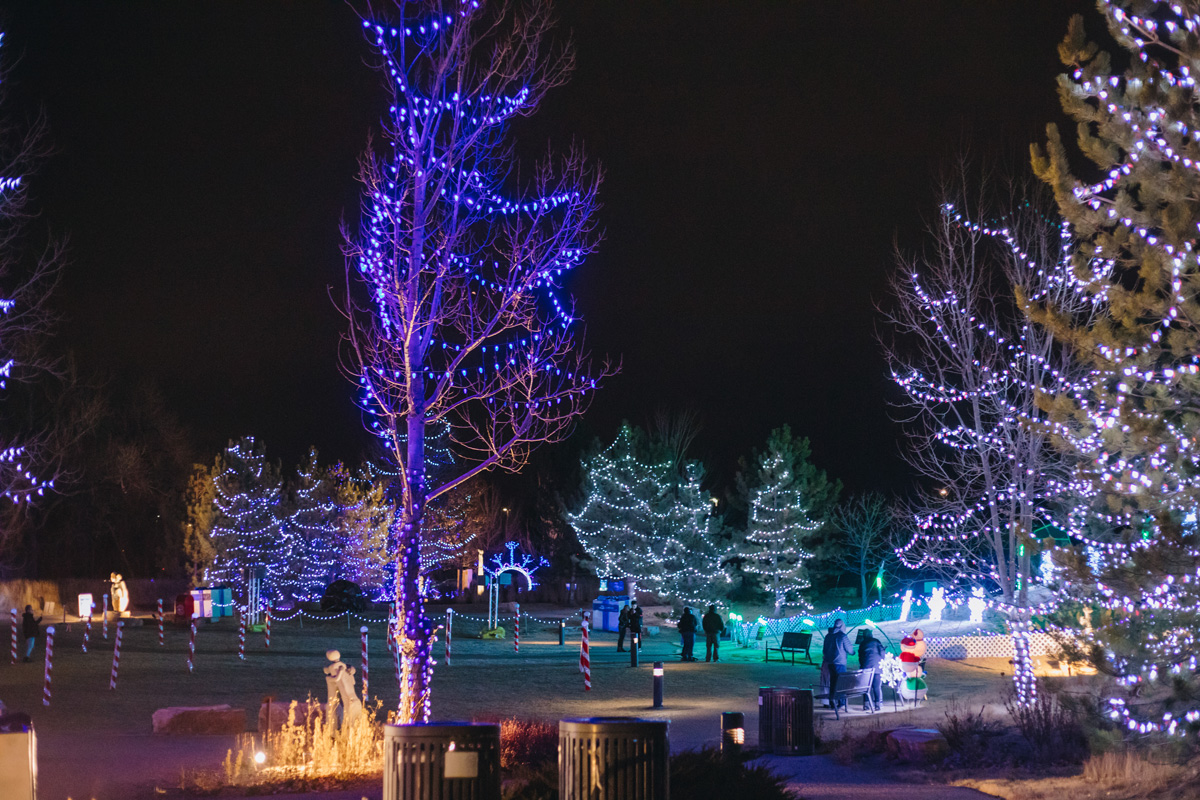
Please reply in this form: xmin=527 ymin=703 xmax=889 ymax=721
xmin=187 ymin=618 xmax=196 ymax=673
xmin=581 ymin=613 xmax=591 ymax=691
xmin=237 ymin=608 xmax=246 ymax=661
xmin=102 ymin=594 xmax=109 ymax=640
xmin=42 ymin=626 xmax=54 ymax=706
xmin=264 ymin=602 xmax=272 ymax=650
xmin=10 ymin=608 xmax=17 ymax=665
xmin=514 ymin=603 xmax=520 ymax=653
xmin=156 ymin=599 xmax=164 ymax=646
xmin=83 ymin=604 xmax=92 ymax=653
xmin=109 ymin=620 xmax=123 ymax=690
xmin=445 ymin=608 xmax=452 ymax=666
xmin=360 ymin=626 xmax=369 ymax=701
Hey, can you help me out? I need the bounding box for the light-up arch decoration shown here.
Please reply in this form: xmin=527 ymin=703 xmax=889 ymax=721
xmin=486 ymin=541 xmax=549 ymax=590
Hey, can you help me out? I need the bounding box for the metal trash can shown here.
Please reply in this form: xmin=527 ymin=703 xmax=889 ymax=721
xmin=0 ymin=715 xmax=36 ymax=800
xmin=757 ymin=687 xmax=814 ymax=756
xmin=383 ymin=722 xmax=501 ymax=800
xmin=560 ymin=717 xmax=669 ymax=800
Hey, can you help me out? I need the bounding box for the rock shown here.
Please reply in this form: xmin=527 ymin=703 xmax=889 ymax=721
xmin=258 ymin=700 xmax=327 ymax=732
xmin=886 ymin=727 xmax=949 ymax=762
xmin=152 ymin=705 xmax=246 ymax=735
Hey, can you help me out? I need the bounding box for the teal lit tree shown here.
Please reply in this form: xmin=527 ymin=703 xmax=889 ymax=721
xmin=569 ymin=423 xmax=728 ymax=605
xmin=735 ymin=426 xmax=822 ymax=615
xmin=343 ymin=0 xmax=615 ymax=722
xmin=209 ymin=437 xmax=291 ymax=600
xmin=288 ymin=449 xmax=339 ymax=600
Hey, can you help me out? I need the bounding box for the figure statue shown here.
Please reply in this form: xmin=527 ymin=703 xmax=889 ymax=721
xmin=323 ymin=649 xmax=363 ymax=726
xmin=967 ymin=587 xmax=987 ymax=624
xmin=109 ymin=573 xmax=130 ymax=617
xmin=927 ymin=586 xmax=947 ymax=622
xmin=899 ymin=589 xmax=913 ymax=623
xmin=898 ymin=628 xmax=928 ymax=703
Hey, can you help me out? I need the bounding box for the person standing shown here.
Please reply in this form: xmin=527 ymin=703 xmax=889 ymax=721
xmin=820 ymin=619 xmax=855 ymax=710
xmin=628 ymin=601 xmax=643 ymax=654
xmin=858 ymin=631 xmax=886 ymax=712
xmin=21 ymin=605 xmax=42 ymax=663
xmin=617 ymin=603 xmax=631 ymax=652
xmin=702 ymin=605 xmax=725 ymax=663
xmin=677 ymin=606 xmax=698 ymax=662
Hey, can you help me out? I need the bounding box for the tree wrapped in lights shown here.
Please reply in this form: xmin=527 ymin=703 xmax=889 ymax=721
xmin=1030 ymin=1 xmax=1200 ymax=734
xmin=288 ymin=449 xmax=339 ymax=601
xmin=331 ymin=463 xmax=395 ymax=594
xmin=569 ymin=423 xmax=728 ymax=604
xmin=734 ymin=426 xmax=824 ymax=616
xmin=209 ymin=437 xmax=292 ymax=600
xmin=343 ymin=0 xmax=614 ymax=722
xmin=0 ymin=31 xmax=64 ymax=556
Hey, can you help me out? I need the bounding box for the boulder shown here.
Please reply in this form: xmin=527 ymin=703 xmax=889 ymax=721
xmin=258 ymin=700 xmax=327 ymax=733
xmin=152 ymin=705 xmax=246 ymax=735
xmin=886 ymin=727 xmax=949 ymax=762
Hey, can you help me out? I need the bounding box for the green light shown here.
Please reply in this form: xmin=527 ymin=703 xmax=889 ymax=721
xmin=874 ymin=575 xmax=882 ymax=588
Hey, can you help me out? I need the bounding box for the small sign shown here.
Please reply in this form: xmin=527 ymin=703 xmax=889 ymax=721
xmin=607 ymin=579 xmax=626 ymax=593
xmin=78 ymin=593 xmax=93 ymax=618
xmin=443 ymin=750 xmax=478 ymax=779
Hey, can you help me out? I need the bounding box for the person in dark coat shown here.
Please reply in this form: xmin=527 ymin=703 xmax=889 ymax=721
xmin=627 ymin=601 xmax=643 ymax=653
xmin=677 ymin=607 xmax=698 ymax=662
xmin=858 ymin=632 xmax=887 ymax=711
xmin=820 ymin=619 xmax=855 ymax=709
xmin=617 ymin=604 xmax=631 ymax=652
xmin=701 ymin=605 xmax=725 ymax=662
xmin=21 ymin=605 xmax=41 ymax=662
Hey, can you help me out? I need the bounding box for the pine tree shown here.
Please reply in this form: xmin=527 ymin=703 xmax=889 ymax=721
xmin=735 ymin=426 xmax=822 ymax=616
xmin=1028 ymin=1 xmax=1200 ymax=733
xmin=343 ymin=1 xmax=614 ymax=721
xmin=569 ymin=423 xmax=727 ymax=605
xmin=287 ymin=448 xmax=339 ymax=601
xmin=332 ymin=464 xmax=394 ymax=595
xmin=181 ymin=461 xmax=219 ymax=588
xmin=209 ymin=437 xmax=291 ymax=600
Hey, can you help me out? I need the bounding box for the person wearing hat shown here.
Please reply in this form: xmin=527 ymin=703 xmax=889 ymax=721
xmin=702 ymin=605 xmax=725 ymax=662
xmin=677 ymin=606 xmax=698 ymax=662
xmin=627 ymin=600 xmax=644 ymax=654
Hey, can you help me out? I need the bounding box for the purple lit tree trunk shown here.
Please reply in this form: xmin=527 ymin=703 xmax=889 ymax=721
xmin=345 ymin=0 xmax=614 ymax=723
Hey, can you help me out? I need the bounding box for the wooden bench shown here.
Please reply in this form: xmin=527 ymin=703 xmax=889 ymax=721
xmin=765 ymin=631 xmax=813 ymax=664
xmin=811 ymin=668 xmax=876 ymax=720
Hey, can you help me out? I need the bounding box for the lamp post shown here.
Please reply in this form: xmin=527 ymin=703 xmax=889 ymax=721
xmin=652 ymin=662 xmax=664 ymax=708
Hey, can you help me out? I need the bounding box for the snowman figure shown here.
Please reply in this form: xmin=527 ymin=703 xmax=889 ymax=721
xmin=927 ymin=586 xmax=947 ymax=622
xmin=897 ymin=628 xmax=928 ymax=704
xmin=967 ymin=587 xmax=987 ymax=624
xmin=110 ymin=573 xmax=130 ymax=618
xmin=323 ymin=649 xmax=363 ymax=726
xmin=899 ymin=589 xmax=914 ymax=623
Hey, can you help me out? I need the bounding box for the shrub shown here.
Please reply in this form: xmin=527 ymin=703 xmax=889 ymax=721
xmin=499 ymin=718 xmax=558 ymax=770
xmin=1002 ymin=687 xmax=1088 ymax=765
xmin=938 ymin=699 xmax=1004 ymax=766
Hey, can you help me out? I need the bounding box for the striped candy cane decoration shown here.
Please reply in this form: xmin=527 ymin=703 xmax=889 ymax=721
xmin=360 ymin=626 xmax=369 ymax=701
xmin=445 ymin=609 xmax=452 ymax=666
xmin=157 ymin=598 xmax=164 ymax=646
xmin=187 ymin=619 xmax=196 ymax=673
xmin=83 ymin=605 xmax=92 ymax=653
xmin=237 ymin=608 xmax=246 ymax=661
xmin=102 ymin=594 xmax=109 ymax=640
xmin=581 ymin=613 xmax=591 ymax=691
xmin=514 ymin=603 xmax=520 ymax=653
xmin=109 ymin=621 xmax=123 ymax=690
xmin=9 ymin=608 xmax=16 ymax=665
xmin=264 ymin=602 xmax=271 ymax=650
xmin=42 ymin=626 xmax=54 ymax=706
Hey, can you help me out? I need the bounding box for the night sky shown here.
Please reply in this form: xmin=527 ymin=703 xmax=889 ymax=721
xmin=1 ymin=1 xmax=1092 ymax=496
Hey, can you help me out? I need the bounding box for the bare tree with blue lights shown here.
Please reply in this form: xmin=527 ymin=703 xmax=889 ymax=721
xmin=344 ymin=0 xmax=614 ymax=722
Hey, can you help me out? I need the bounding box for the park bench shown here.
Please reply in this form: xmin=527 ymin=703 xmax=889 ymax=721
xmin=765 ymin=631 xmax=813 ymax=664
xmin=811 ymin=668 xmax=876 ymax=720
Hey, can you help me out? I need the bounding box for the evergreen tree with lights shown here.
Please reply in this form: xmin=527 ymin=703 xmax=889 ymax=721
xmin=287 ymin=448 xmax=339 ymax=601
xmin=343 ymin=0 xmax=614 ymax=721
xmin=1030 ymin=1 xmax=1200 ymax=733
xmin=331 ymin=463 xmax=395 ymax=596
xmin=209 ymin=437 xmax=292 ymax=600
xmin=734 ymin=426 xmax=823 ymax=616
xmin=569 ymin=422 xmax=728 ymax=605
